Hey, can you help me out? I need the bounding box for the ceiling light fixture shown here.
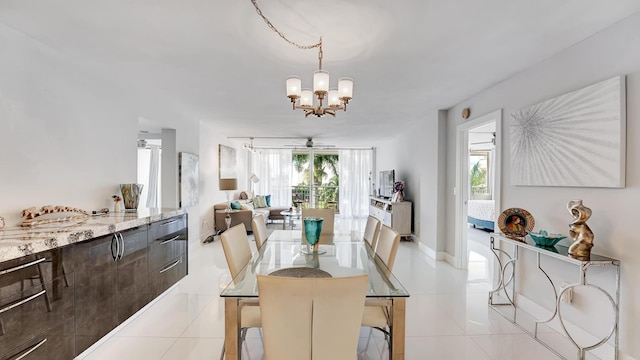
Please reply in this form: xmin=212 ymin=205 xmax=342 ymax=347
xmin=250 ymin=0 xmax=354 ymax=118
xmin=243 ymin=137 xmax=262 ymax=154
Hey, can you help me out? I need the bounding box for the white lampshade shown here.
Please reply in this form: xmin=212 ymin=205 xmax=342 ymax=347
xmin=328 ymin=89 xmax=340 ymax=107
xmin=286 ymin=76 xmax=302 ymax=98
xmin=338 ymin=77 xmax=354 ymax=99
xmin=313 ymin=70 xmax=329 ymax=93
xmin=300 ymin=89 xmax=313 ymax=107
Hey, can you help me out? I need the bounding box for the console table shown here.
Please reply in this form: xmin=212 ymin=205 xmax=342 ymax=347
xmin=489 ymin=233 xmax=620 ymax=360
xmin=369 ymin=196 xmax=412 ymax=238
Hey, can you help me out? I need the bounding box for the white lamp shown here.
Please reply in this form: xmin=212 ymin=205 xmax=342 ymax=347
xmin=249 ymin=174 xmax=260 ymax=196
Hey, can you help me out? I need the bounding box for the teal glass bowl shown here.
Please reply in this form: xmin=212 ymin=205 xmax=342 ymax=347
xmin=527 ymin=230 xmax=566 ymax=247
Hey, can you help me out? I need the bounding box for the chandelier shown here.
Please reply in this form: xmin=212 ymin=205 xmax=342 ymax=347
xmin=251 ymin=0 xmax=354 ymax=118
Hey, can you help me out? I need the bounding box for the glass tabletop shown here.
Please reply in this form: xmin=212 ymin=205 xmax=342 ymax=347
xmin=491 ymin=232 xmax=620 ymax=265
xmin=220 ymin=230 xmax=410 ymax=298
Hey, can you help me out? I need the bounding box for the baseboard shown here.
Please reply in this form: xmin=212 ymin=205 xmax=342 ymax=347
xmin=444 ymin=252 xmax=456 ymax=265
xmin=515 ymin=293 xmax=629 ymax=360
xmin=417 ymin=242 xmax=447 ymax=261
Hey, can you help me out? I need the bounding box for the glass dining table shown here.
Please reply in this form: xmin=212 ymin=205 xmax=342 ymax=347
xmin=219 ymin=229 xmax=410 ymax=360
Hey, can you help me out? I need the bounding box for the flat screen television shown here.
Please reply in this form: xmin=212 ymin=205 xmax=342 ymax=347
xmin=379 ymin=170 xmax=395 ymax=198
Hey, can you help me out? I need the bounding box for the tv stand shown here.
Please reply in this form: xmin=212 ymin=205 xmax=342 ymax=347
xmin=369 ymin=196 xmax=412 ymax=239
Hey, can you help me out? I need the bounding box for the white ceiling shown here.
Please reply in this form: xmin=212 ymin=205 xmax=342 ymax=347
xmin=2 ymin=0 xmax=639 ymax=148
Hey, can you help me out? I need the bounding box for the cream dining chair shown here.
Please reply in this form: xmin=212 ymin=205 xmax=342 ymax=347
xmin=363 ymin=215 xmax=382 ymax=251
xmin=362 ymin=224 xmax=401 ymax=356
xmin=257 ymin=274 xmax=368 ymax=360
xmin=251 ymin=213 xmax=269 ymax=249
xmin=219 ymin=223 xmax=261 ymax=360
xmin=374 ymin=225 xmax=401 ymax=271
xmin=301 ymin=208 xmax=335 ymax=244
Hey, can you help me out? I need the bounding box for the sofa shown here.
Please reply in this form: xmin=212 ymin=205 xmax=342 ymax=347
xmin=214 ymin=198 xmax=288 ymax=233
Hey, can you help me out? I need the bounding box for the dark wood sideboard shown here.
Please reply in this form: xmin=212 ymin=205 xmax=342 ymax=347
xmin=0 ymin=214 xmax=188 ymax=359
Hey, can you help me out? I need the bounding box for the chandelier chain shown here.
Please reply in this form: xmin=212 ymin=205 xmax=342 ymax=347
xmin=250 ymin=0 xmax=321 ymax=50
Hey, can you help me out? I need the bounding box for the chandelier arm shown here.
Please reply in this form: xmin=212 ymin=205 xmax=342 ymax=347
xmin=250 ymin=0 xmax=321 ymax=50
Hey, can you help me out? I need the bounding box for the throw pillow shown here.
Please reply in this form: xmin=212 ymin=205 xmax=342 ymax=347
xmin=265 ymin=194 xmax=271 ymax=207
xmin=253 ymin=195 xmax=267 ymax=209
xmin=230 ymin=201 xmax=242 ymax=210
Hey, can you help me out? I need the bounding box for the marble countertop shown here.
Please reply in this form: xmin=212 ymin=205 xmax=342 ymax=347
xmin=0 ymin=208 xmax=186 ymax=263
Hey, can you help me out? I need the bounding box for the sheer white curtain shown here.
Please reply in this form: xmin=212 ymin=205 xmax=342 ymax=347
xmin=338 ymin=149 xmax=372 ymax=218
xmin=252 ymin=149 xmax=292 ymax=207
xmin=146 ymin=145 xmax=160 ymax=207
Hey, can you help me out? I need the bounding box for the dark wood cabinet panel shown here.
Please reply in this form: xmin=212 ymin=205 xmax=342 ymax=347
xmin=148 ymin=228 xmax=187 ymax=273
xmin=148 ymin=215 xmax=187 ymax=242
xmin=148 ymin=215 xmax=188 ymax=300
xmin=0 ymin=248 xmax=74 ymax=358
xmin=0 ymin=319 xmax=75 ymax=360
xmin=0 ymin=247 xmax=74 ymax=302
xmin=74 ymin=234 xmax=118 ymax=354
xmin=116 ymin=226 xmax=150 ymax=322
xmin=149 ymin=254 xmax=187 ymax=299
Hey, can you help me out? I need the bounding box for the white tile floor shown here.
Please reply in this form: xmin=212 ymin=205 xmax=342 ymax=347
xmin=76 ymin=221 xmax=565 ymax=360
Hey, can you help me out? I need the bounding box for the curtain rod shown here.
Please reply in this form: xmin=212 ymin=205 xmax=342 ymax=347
xmin=252 ymin=147 xmax=374 ymax=151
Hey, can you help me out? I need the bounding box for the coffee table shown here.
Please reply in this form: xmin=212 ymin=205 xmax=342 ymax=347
xmin=280 ymin=210 xmax=301 ymax=229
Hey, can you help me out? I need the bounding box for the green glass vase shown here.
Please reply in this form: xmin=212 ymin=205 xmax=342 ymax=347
xmin=303 ymin=217 xmax=324 ymax=252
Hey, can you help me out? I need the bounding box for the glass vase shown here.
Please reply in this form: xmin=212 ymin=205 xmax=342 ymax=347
xmin=120 ymin=183 xmax=144 ymax=211
xmin=303 ymin=217 xmax=324 ymax=254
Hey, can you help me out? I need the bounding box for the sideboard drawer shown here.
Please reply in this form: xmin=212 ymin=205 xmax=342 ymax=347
xmin=148 ymin=230 xmax=187 ymax=273
xmin=0 ymin=319 xmax=75 ymax=360
xmin=148 ymin=215 xmax=187 ymax=242
xmin=0 ymin=275 xmax=74 ymax=356
xmin=0 ymin=247 xmax=73 ymax=301
xmin=149 ymin=254 xmax=187 ymax=299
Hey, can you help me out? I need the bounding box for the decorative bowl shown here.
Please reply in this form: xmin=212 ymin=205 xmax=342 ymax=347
xmin=527 ymin=230 xmax=566 ymax=247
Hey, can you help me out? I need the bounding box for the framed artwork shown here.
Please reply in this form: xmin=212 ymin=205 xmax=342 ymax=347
xmin=219 ymin=144 xmax=237 ymax=179
xmin=179 ymin=152 xmax=199 ymax=208
xmin=510 ymin=76 xmax=626 ymax=188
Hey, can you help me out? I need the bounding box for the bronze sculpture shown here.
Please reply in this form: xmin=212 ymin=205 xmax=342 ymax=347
xmin=567 ymin=200 xmax=594 ymax=260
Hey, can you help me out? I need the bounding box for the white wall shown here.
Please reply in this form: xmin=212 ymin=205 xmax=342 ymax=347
xmin=376 ymin=111 xmax=447 ymax=254
xmin=0 ymin=22 xmax=137 ymax=225
xmin=444 ymin=13 xmax=640 ymax=359
xmin=0 ymin=21 xmax=203 ymax=247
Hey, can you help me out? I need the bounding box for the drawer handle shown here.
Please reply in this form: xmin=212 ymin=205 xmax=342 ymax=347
xmin=11 ymin=338 xmax=47 ymax=360
xmin=0 ymin=290 xmax=47 ymax=315
xmin=159 ymin=259 xmax=182 ymax=274
xmin=160 ymin=235 xmax=181 ymax=245
xmin=118 ymin=233 xmax=125 ymax=260
xmin=160 ymin=220 xmax=178 ymax=227
xmin=0 ymin=257 xmax=47 ymax=276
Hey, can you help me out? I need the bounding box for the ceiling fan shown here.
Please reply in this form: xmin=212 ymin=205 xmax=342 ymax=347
xmin=284 ymin=137 xmax=336 ymax=149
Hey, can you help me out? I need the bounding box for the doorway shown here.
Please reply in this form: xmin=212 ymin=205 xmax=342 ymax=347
xmin=454 ymin=110 xmax=502 ymax=270
xmin=137 ymin=138 xmax=162 ymax=208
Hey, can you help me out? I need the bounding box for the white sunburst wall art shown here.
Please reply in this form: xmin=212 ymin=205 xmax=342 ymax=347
xmin=510 ymin=76 xmax=626 ymax=188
